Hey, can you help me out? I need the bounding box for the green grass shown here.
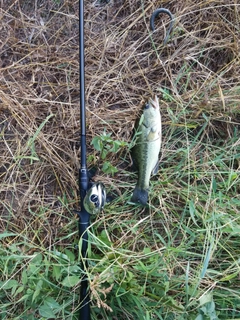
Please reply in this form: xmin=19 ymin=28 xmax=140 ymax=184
xmin=87 ymin=119 xmax=240 ymax=320
xmin=2 ymin=117 xmax=239 ymax=319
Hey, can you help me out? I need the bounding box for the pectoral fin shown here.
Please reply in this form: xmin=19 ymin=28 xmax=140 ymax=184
xmin=147 ymin=125 xmax=161 ymax=141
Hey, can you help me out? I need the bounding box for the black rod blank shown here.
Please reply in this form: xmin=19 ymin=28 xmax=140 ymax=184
xmin=79 ymin=1 xmax=91 ymax=319
xmin=79 ymin=0 xmax=87 ymax=170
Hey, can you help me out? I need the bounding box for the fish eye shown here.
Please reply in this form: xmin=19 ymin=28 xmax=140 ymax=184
xmin=144 ymin=104 xmax=150 ymax=109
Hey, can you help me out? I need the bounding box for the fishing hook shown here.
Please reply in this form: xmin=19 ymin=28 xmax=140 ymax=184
xmin=150 ymin=8 xmax=174 ymax=45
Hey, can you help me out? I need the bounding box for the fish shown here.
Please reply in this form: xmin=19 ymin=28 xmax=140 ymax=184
xmin=131 ymin=96 xmax=162 ymax=205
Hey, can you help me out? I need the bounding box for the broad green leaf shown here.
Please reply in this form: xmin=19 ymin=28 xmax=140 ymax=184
xmin=2 ymin=279 xmax=18 ymax=290
xmin=39 ymin=304 xmax=56 ymax=319
xmin=53 ymin=265 xmax=61 ymax=281
xmin=64 ymin=249 xmax=76 ymax=262
xmin=31 ymin=253 xmax=43 ymax=264
xmin=91 ymin=136 xmax=102 ymax=151
xmin=44 ymin=297 xmax=60 ymax=309
xmin=61 ymin=275 xmax=79 ymax=288
xmin=21 ymin=269 xmax=28 ymax=285
xmin=102 ymin=161 xmax=118 ymax=175
xmin=14 ymin=285 xmax=24 ymax=296
xmin=32 ymin=279 xmax=43 ymax=302
xmin=110 ymin=141 xmax=121 ymax=153
xmin=199 ymin=292 xmax=213 ymax=306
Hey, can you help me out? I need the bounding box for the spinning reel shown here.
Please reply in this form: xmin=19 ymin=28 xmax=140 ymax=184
xmin=83 ymin=182 xmax=106 ymax=215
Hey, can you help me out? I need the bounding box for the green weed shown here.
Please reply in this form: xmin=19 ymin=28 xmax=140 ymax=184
xmin=91 ymin=130 xmax=128 ymax=175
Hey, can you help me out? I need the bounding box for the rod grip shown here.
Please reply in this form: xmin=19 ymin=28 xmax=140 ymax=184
xmin=78 ymin=209 xmax=91 ymax=320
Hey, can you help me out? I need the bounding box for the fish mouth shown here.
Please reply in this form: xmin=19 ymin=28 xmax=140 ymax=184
xmin=148 ymin=96 xmax=159 ymax=109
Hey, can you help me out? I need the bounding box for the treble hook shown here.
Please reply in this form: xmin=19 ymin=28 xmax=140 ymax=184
xmin=150 ymin=8 xmax=174 ymax=45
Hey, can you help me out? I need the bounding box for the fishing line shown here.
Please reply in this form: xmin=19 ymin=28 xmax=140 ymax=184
xmin=150 ymin=8 xmax=174 ymax=45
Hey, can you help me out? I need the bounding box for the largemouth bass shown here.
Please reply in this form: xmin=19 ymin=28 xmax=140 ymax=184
xmin=131 ymin=96 xmax=162 ymax=205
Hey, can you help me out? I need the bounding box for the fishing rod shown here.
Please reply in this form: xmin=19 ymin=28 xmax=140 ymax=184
xmin=78 ymin=1 xmax=106 ymax=319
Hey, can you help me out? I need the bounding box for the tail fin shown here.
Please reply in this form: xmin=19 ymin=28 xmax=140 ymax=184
xmin=131 ymin=186 xmax=148 ymax=205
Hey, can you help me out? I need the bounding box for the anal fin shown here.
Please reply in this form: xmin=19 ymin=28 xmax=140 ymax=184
xmin=152 ymin=160 xmax=159 ymax=175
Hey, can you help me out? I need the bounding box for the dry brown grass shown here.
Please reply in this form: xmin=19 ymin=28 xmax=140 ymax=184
xmin=1 ymin=0 xmax=239 ymax=246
